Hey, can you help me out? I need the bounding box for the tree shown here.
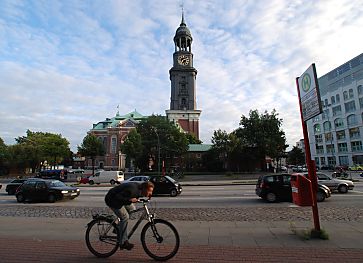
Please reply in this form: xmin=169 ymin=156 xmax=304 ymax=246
xmin=135 ymin=115 xmax=189 ymax=172
xmin=0 ymin=137 xmax=10 ymax=175
xmin=120 ymin=129 xmax=143 ymax=172
xmin=14 ymin=130 xmax=71 ymax=172
xmin=235 ymin=109 xmax=288 ymax=171
xmin=287 ymin=146 xmax=305 ymax=165
xmin=186 ymin=133 xmax=202 ymax=144
xmin=78 ymin=134 xmax=105 ymax=175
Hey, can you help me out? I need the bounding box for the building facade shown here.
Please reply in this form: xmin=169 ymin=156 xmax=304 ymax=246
xmin=166 ymin=13 xmax=201 ymax=139
xmin=307 ymin=53 xmax=363 ymax=169
xmin=86 ymin=110 xmax=147 ymax=170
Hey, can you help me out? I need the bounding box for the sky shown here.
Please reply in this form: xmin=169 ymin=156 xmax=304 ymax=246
xmin=1 ymin=0 xmax=363 ymax=152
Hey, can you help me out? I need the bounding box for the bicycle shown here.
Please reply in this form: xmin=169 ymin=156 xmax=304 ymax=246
xmin=85 ymin=198 xmax=180 ymax=261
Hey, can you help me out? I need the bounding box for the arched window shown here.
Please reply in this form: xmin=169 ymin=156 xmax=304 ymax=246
xmin=314 ymin=124 xmax=321 ymax=134
xmin=347 ymin=114 xmax=357 ymax=126
xmin=111 ymin=135 xmax=117 ymax=154
xmin=343 ymin=91 xmax=348 ymax=100
xmin=323 ymin=121 xmax=331 ymax=132
xmin=334 ymin=118 xmax=344 ymax=128
xmin=336 ymin=94 xmax=340 ymax=103
xmin=358 ymin=85 xmax=363 ymax=96
xmin=331 ymin=96 xmax=336 ymax=104
xmin=349 ymin=88 xmax=354 ymax=99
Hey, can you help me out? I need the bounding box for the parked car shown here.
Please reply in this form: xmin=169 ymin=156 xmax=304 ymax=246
xmin=37 ymin=169 xmax=68 ymax=181
xmin=122 ymin=175 xmax=150 ymax=184
xmin=148 ymin=175 xmax=182 ymax=197
xmin=255 ymin=173 xmax=331 ymax=203
xmin=15 ymin=179 xmax=80 ymax=203
xmin=68 ymin=168 xmax=85 ymax=174
xmin=79 ymin=176 xmax=89 ymax=184
xmin=5 ymin=179 xmax=28 ymax=195
xmin=348 ymin=164 xmax=363 ymax=171
xmin=303 ymin=172 xmax=354 ymax=193
xmin=88 ymin=170 xmax=124 ymax=185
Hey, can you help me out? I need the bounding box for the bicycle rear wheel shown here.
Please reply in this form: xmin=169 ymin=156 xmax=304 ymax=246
xmin=141 ymin=219 xmax=180 ymax=261
xmin=85 ymin=219 xmax=119 ymax=258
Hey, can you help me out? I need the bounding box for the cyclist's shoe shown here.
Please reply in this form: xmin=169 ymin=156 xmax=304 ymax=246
xmin=120 ymin=240 xmax=134 ymax=251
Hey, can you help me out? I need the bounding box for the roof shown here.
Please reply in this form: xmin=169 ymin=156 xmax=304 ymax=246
xmin=188 ymin=144 xmax=212 ymax=152
xmin=91 ymin=110 xmax=147 ymax=130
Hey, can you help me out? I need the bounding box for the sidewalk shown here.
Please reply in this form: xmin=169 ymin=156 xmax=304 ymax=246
xmin=0 ymin=217 xmax=362 ymax=262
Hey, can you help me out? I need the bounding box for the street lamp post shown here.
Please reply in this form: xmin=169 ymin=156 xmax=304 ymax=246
xmin=152 ymin=128 xmax=161 ymax=176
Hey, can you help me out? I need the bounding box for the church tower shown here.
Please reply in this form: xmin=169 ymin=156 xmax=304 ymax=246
xmin=166 ymin=13 xmax=201 ymax=139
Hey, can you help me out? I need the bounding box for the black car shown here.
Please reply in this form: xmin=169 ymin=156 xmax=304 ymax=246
xmin=148 ymin=175 xmax=182 ymax=197
xmin=255 ymin=173 xmax=331 ymax=203
xmin=15 ymin=179 xmax=80 ymax=203
xmin=5 ymin=179 xmax=28 ymax=195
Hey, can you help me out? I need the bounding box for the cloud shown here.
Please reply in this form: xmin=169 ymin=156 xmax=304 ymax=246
xmin=0 ymin=0 xmax=362 ymax=152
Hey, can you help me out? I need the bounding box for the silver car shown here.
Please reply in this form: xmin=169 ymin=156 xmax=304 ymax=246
xmin=304 ymin=172 xmax=354 ymax=193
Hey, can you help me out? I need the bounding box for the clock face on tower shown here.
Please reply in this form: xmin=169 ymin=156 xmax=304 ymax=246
xmin=177 ymin=55 xmax=190 ymax=66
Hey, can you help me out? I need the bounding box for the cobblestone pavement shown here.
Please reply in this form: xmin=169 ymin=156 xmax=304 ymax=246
xmin=0 ymin=205 xmax=362 ymax=222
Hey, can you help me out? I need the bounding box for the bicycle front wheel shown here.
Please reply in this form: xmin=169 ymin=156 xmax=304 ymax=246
xmin=141 ymin=219 xmax=180 ymax=261
xmin=85 ymin=219 xmax=119 ymax=258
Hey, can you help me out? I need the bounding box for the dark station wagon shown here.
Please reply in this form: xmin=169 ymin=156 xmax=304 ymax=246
xmin=5 ymin=179 xmax=28 ymax=195
xmin=16 ymin=179 xmax=80 ymax=203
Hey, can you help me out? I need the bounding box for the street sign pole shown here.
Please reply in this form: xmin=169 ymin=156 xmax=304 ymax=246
xmin=296 ymin=63 xmax=322 ymax=233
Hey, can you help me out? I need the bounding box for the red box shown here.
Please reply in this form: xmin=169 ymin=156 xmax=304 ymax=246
xmin=290 ymin=174 xmax=313 ymax=206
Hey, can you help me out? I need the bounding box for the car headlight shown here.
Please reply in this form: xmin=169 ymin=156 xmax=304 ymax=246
xmin=61 ymin=190 xmax=68 ymax=194
xmin=77 ymin=189 xmax=80 ymax=191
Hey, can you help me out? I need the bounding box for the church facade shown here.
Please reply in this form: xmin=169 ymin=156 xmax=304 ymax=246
xmin=84 ymin=14 xmax=202 ymax=170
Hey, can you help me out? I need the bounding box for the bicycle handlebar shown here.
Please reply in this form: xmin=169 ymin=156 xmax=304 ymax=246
xmin=137 ymin=198 xmax=150 ymax=203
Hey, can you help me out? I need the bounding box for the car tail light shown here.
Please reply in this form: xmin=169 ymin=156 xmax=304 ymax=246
xmin=260 ymin=181 xmax=269 ymax=189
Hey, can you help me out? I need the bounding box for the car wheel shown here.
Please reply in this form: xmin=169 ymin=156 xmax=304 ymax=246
xmin=48 ymin=194 xmax=56 ymax=203
xmin=316 ymin=191 xmax=325 ymax=202
xmin=338 ymin=185 xmax=348 ymax=193
xmin=89 ymin=180 xmax=94 ymax=185
xmin=266 ymin=192 xmax=277 ymax=203
xmin=170 ymin=189 xmax=178 ymax=197
xmin=110 ymin=180 xmax=115 ymax=185
xmin=16 ymin=194 xmax=24 ymax=203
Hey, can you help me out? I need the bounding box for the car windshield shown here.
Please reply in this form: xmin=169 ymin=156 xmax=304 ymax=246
xmin=49 ymin=180 xmax=67 ymax=187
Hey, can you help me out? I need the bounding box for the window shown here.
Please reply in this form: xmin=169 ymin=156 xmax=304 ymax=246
xmin=336 ymin=130 xmax=346 ymax=140
xmin=332 ymin=105 xmax=342 ymax=116
xmin=358 ymin=85 xmax=363 ymax=96
xmin=111 ymin=136 xmax=117 ymax=154
xmin=320 ymin=157 xmax=326 ymax=165
xmin=315 ymin=157 xmax=320 ymax=165
xmin=339 ymin=156 xmax=349 ymax=166
xmin=360 ymin=98 xmax=363 ymax=109
xmin=349 ymin=128 xmax=360 ymax=139
xmin=338 ymin=143 xmax=348 ymax=152
xmin=316 ymin=145 xmax=324 ymax=154
xmin=315 ymin=134 xmax=323 ymax=143
xmin=323 ymin=121 xmax=331 ymax=132
xmin=331 ymin=96 xmax=336 ymax=104
xmin=324 ymin=99 xmax=328 ymax=106
xmin=349 ymin=88 xmax=354 ymax=99
xmin=344 ymin=101 xmax=356 ymax=113
xmin=351 ymin=141 xmax=363 ymax=152
xmin=334 ymin=118 xmax=344 ymax=128
xmin=343 ymin=91 xmax=348 ymax=100
xmin=326 ymin=144 xmax=335 ymax=153
xmin=327 ymin=156 xmax=336 ymax=166
xmin=336 ymin=94 xmax=340 ymax=103
xmin=322 ymin=109 xmax=329 ymax=120
xmin=347 ymin=114 xmax=357 ymax=126
xmin=314 ymin=124 xmax=321 ymax=133
xmin=325 ymin=132 xmax=333 ymax=143
xmin=312 ymin=116 xmax=320 ymax=123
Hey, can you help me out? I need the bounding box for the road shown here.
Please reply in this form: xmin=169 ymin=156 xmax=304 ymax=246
xmin=1 ymin=182 xmax=363 ymax=208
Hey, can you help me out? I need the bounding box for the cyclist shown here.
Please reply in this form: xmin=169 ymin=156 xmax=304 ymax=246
xmin=105 ymin=181 xmax=154 ymax=251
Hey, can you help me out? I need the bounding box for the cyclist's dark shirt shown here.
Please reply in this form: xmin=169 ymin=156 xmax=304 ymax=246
xmin=105 ymin=182 xmax=141 ymax=209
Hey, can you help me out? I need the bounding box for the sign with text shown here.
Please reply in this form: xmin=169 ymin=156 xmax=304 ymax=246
xmin=297 ymin=64 xmax=322 ymax=122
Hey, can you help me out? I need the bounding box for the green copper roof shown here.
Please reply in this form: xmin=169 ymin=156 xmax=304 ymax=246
xmin=188 ymin=144 xmax=212 ymax=152
xmin=91 ymin=110 xmax=147 ymax=130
